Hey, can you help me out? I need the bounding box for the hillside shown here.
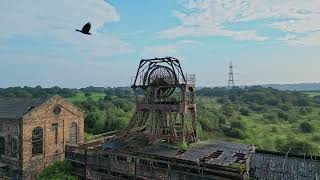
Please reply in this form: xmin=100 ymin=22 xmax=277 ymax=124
xmin=262 ymin=83 xmax=320 ymax=91
xmin=0 ymin=86 xmax=319 ymax=155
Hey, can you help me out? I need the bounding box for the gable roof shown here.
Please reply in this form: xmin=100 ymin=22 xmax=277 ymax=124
xmin=0 ymin=98 xmax=46 ymax=119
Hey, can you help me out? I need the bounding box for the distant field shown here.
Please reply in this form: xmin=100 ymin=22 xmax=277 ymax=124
xmin=66 ymin=91 xmax=105 ymax=102
xmin=302 ymin=91 xmax=320 ymax=97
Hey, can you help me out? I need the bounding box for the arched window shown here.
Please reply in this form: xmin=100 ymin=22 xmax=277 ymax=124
xmin=32 ymin=127 xmax=43 ymax=156
xmin=69 ymin=122 xmax=78 ymax=144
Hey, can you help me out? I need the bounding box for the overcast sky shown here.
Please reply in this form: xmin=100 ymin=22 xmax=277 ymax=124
xmin=1 ymin=0 xmax=320 ymax=88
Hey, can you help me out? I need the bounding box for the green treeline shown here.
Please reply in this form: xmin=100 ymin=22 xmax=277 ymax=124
xmin=1 ymin=86 xmax=320 ymax=155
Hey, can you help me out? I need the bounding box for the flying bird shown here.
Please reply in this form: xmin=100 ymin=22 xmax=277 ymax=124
xmin=76 ymin=22 xmax=92 ymax=35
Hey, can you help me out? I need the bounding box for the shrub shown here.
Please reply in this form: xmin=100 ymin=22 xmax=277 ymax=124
xmin=223 ymin=128 xmax=246 ymax=139
xmin=230 ymin=121 xmax=246 ymax=131
xmin=37 ymin=161 xmax=78 ymax=180
xmin=312 ymin=134 xmax=320 ymax=142
xmin=218 ymin=115 xmax=226 ymax=124
xmin=239 ymin=107 xmax=250 ymax=116
xmin=277 ymin=110 xmax=289 ymax=121
xmin=199 ymin=118 xmax=215 ymax=131
xmin=178 ymin=141 xmax=188 ymax=151
xmin=271 ymin=126 xmax=278 ymax=132
xmin=275 ymin=137 xmax=316 ymax=154
xmin=288 ymin=113 xmax=299 ymax=123
xmin=300 ymin=121 xmax=314 ymax=133
xmin=299 ymin=108 xmax=308 ymax=115
xmin=222 ymin=104 xmax=235 ymax=117
xmin=263 ymin=113 xmax=278 ymax=122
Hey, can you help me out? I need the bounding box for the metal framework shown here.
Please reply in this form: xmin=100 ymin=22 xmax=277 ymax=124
xmin=123 ymin=57 xmax=197 ymax=144
xmin=228 ymin=62 xmax=235 ymax=89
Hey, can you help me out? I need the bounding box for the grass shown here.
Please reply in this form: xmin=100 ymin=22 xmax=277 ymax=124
xmin=302 ymin=91 xmax=320 ymax=97
xmin=199 ymin=104 xmax=320 ymax=154
xmin=246 ymin=111 xmax=320 ymax=152
xmin=66 ymin=91 xmax=105 ymax=103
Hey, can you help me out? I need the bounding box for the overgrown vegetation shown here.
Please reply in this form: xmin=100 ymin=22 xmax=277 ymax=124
xmin=37 ymin=161 xmax=78 ymax=180
xmin=1 ymin=86 xmax=320 ymax=155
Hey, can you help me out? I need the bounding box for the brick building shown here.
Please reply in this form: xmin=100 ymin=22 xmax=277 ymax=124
xmin=0 ymin=95 xmax=84 ymax=179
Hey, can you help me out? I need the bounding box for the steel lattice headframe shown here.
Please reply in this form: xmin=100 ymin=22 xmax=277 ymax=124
xmin=123 ymin=57 xmax=197 ymax=145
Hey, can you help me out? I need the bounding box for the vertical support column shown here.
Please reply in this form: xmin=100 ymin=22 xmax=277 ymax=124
xmin=191 ymin=109 xmax=197 ymax=141
xmin=181 ymin=113 xmax=185 ymax=144
xmin=84 ymin=147 xmax=87 ymax=180
xmin=181 ymin=86 xmax=186 ymax=144
xmin=134 ymin=158 xmax=137 ymax=180
xmin=167 ymin=162 xmax=171 ymax=180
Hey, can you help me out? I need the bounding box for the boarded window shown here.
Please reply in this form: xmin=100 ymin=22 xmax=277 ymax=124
xmin=11 ymin=138 xmax=17 ymax=157
xmin=69 ymin=122 xmax=78 ymax=144
xmin=52 ymin=123 xmax=58 ymax=144
xmin=0 ymin=137 xmax=5 ymax=155
xmin=32 ymin=127 xmax=43 ymax=156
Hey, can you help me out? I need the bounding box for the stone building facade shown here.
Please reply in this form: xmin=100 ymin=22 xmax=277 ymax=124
xmin=0 ymin=95 xmax=84 ymax=179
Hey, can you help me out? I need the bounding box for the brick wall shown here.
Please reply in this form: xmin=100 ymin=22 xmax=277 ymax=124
xmin=21 ymin=95 xmax=84 ymax=179
xmin=0 ymin=119 xmax=20 ymax=173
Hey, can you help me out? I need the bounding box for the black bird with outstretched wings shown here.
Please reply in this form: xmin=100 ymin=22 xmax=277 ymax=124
xmin=76 ymin=22 xmax=92 ymax=35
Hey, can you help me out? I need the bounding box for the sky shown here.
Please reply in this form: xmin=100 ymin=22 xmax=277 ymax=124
xmin=1 ymin=0 xmax=320 ymax=88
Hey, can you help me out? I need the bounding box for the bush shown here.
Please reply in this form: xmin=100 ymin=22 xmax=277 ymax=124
xmin=271 ymin=126 xmax=278 ymax=132
xmin=239 ymin=107 xmax=250 ymax=116
xmin=312 ymin=134 xmax=320 ymax=142
xmin=230 ymin=121 xmax=246 ymax=131
xmin=222 ymin=104 xmax=235 ymax=117
xmin=277 ymin=110 xmax=289 ymax=121
xmin=217 ymin=114 xmax=226 ymax=124
xmin=37 ymin=161 xmax=78 ymax=180
xmin=288 ymin=113 xmax=299 ymax=123
xmin=223 ymin=128 xmax=246 ymax=139
xmin=299 ymin=108 xmax=309 ymax=115
xmin=178 ymin=141 xmax=188 ymax=151
xmin=275 ymin=137 xmax=316 ymax=154
xmin=300 ymin=122 xmax=313 ymax=133
xmin=199 ymin=117 xmax=215 ymax=131
xmin=263 ymin=113 xmax=278 ymax=122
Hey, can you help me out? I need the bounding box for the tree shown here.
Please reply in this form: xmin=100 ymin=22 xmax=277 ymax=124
xmin=239 ymin=107 xmax=250 ymax=116
xmin=300 ymin=121 xmax=313 ymax=133
xmin=275 ymin=137 xmax=316 ymax=154
xmin=222 ymin=104 xmax=235 ymax=117
xmin=85 ymin=92 xmax=91 ymax=97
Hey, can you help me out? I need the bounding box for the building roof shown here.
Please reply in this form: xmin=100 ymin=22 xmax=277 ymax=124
xmin=103 ymin=138 xmax=255 ymax=167
xmin=0 ymin=97 xmax=46 ymax=119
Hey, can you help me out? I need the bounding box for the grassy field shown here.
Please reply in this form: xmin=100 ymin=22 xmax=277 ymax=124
xmin=200 ymin=110 xmax=320 ymax=153
xmin=66 ymin=91 xmax=105 ymax=102
xmin=302 ymin=91 xmax=320 ymax=97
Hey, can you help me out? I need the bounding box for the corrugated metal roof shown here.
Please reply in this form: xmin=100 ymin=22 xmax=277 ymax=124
xmin=250 ymin=152 xmax=320 ymax=179
xmin=0 ymin=98 xmax=46 ymax=119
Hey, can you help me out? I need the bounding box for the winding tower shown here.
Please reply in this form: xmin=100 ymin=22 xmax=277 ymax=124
xmin=123 ymin=57 xmax=196 ymax=145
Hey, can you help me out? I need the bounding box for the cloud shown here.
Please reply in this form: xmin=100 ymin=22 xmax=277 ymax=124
xmin=0 ymin=0 xmax=132 ymax=59
xmin=141 ymin=40 xmax=203 ymax=58
xmin=160 ymin=0 xmax=320 ymax=45
xmin=279 ymin=32 xmax=320 ymax=47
